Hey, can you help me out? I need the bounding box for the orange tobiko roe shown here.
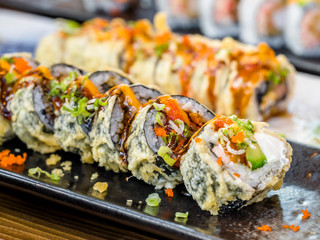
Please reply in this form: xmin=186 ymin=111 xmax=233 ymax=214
xmin=159 ymin=96 xmax=190 ymax=125
xmin=213 ymin=114 xmax=234 ymax=129
xmin=0 ymin=149 xmax=27 ymax=168
xmin=257 ymin=225 xmax=272 ymax=232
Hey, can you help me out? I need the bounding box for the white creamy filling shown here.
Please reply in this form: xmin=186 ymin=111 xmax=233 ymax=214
xmin=202 ymin=124 xmax=289 ymax=190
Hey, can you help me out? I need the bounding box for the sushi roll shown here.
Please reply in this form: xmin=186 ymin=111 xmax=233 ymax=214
xmin=199 ymin=0 xmax=239 ymax=38
xmin=9 ymin=64 xmax=62 ymax=154
xmin=53 ymin=72 xmax=101 ymax=163
xmin=216 ymin=40 xmax=296 ymax=120
xmin=180 ymin=114 xmax=292 ymax=215
xmin=285 ymin=0 xmax=320 ymax=57
xmin=239 ymin=0 xmax=286 ymax=49
xmin=155 ymin=0 xmax=199 ymax=29
xmin=125 ymin=95 xmax=214 ymax=189
xmin=90 ymin=84 xmax=161 ymax=172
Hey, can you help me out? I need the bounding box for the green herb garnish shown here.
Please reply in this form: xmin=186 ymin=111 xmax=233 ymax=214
xmin=62 ymin=97 xmax=92 ymax=124
xmin=145 ymin=193 xmax=161 ymax=207
xmin=153 ymin=102 xmax=165 ymax=111
xmin=1 ymin=57 xmax=15 ymax=64
xmin=4 ymin=73 xmax=17 ymax=85
xmin=230 ymin=115 xmax=254 ymax=133
xmin=59 ymin=19 xmax=81 ymax=35
xmin=28 ymin=167 xmax=61 ymax=181
xmin=158 ymin=146 xmax=176 ymax=166
xmin=50 ymin=71 xmax=78 ymax=97
xmin=156 ymin=112 xmax=165 ymax=126
xmin=267 ymin=71 xmax=281 ymax=85
xmin=175 ymin=211 xmax=189 ymax=218
xmin=155 ymin=43 xmax=169 ymax=58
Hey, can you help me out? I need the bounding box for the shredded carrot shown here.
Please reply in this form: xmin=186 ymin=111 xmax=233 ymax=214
xmin=0 ymin=149 xmax=27 ymax=168
xmin=302 ymin=209 xmax=311 ymax=219
xmin=165 ymin=188 xmax=173 ymax=198
xmin=257 ymin=225 xmax=272 ymax=232
xmin=282 ymin=225 xmax=300 ymax=232
xmin=217 ymin=157 xmax=223 ymax=166
xmin=195 ymin=138 xmax=202 ymax=144
xmin=154 ymin=127 xmax=167 ymax=137
xmin=231 ymin=131 xmax=244 ymax=143
xmin=234 ymin=173 xmax=240 ymax=178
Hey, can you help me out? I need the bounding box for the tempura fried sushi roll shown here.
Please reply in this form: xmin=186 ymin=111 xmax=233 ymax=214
xmin=125 ymin=95 xmax=214 ymax=189
xmin=90 ymin=84 xmax=161 ymax=172
xmin=180 ymin=114 xmax=292 ymax=215
xmin=216 ymin=41 xmax=295 ymax=120
xmin=53 ymin=73 xmax=101 ymax=163
xmin=9 ymin=64 xmax=62 ymax=153
xmin=285 ymin=0 xmax=320 ymax=57
xmin=239 ymin=0 xmax=286 ymax=49
xmin=1 ymin=54 xmax=59 ymax=151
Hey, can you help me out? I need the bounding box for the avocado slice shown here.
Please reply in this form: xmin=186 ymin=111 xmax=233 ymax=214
xmin=246 ymin=144 xmax=267 ymax=170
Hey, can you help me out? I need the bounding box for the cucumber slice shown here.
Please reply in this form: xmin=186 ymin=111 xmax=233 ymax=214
xmin=246 ymin=144 xmax=267 ymax=170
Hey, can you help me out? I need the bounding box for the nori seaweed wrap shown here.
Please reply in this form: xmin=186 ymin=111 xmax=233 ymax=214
xmin=90 ymin=84 xmax=161 ymax=172
xmin=180 ymin=114 xmax=292 ymax=215
xmin=125 ymin=95 xmax=214 ymax=189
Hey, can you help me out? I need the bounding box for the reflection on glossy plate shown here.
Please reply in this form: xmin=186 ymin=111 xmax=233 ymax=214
xmin=0 ymin=138 xmax=319 ymax=240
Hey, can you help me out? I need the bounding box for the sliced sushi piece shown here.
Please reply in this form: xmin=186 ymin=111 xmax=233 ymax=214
xmin=10 ymin=65 xmax=61 ymax=153
xmin=53 ymin=74 xmax=101 ymax=163
xmin=0 ymin=54 xmax=39 ymax=145
xmin=199 ymin=0 xmax=239 ymax=38
xmin=125 ymin=95 xmax=214 ymax=189
xmin=216 ymin=41 xmax=296 ymax=120
xmin=239 ymin=0 xmax=286 ymax=49
xmin=285 ymin=0 xmax=320 ymax=57
xmin=155 ymin=0 xmax=199 ymax=30
xmin=90 ymin=84 xmax=161 ymax=172
xmin=180 ymin=114 xmax=292 ymax=215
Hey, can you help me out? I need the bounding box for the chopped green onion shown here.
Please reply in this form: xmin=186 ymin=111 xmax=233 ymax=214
xmin=59 ymin=19 xmax=81 ymax=35
xmin=167 ymin=131 xmax=178 ymax=145
xmin=267 ymin=71 xmax=281 ymax=85
xmin=1 ymin=57 xmax=14 ymax=64
xmin=152 ymin=102 xmax=165 ymax=111
xmin=158 ymin=146 xmax=176 ymax=166
xmin=4 ymin=73 xmax=17 ymax=85
xmin=230 ymin=115 xmax=254 ymax=133
xmin=175 ymin=212 xmax=189 ymax=218
xmin=98 ymin=97 xmax=108 ymax=107
xmin=278 ymin=67 xmax=289 ymax=78
xmin=28 ymin=167 xmax=60 ymax=181
xmin=145 ymin=193 xmax=161 ymax=207
xmin=183 ymin=124 xmax=192 ymax=138
xmin=156 ymin=112 xmax=165 ymax=126
xmin=155 ymin=43 xmax=169 ymax=58
xmin=162 ymin=136 xmax=168 ymax=145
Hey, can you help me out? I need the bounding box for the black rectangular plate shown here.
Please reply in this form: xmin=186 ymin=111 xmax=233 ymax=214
xmin=0 ymin=138 xmax=320 ymax=240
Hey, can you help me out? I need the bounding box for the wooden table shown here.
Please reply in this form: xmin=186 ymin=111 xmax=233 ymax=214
xmin=0 ymin=185 xmax=164 ymax=240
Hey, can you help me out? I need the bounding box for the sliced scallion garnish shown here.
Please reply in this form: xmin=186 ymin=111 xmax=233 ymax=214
xmin=158 ymin=146 xmax=176 ymax=166
xmin=152 ymin=102 xmax=165 ymax=111
xmin=145 ymin=193 xmax=161 ymax=207
xmin=156 ymin=112 xmax=165 ymax=126
xmin=175 ymin=212 xmax=189 ymax=218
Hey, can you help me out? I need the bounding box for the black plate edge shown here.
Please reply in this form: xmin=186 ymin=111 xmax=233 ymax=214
xmin=0 ymin=169 xmax=221 ymax=240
